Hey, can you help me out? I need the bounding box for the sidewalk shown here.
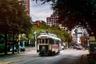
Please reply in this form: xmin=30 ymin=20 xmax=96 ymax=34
xmin=79 ymin=55 xmax=88 ymax=64
xmin=0 ymin=47 xmax=37 ymax=55
xmin=20 ymin=47 xmax=37 ymax=55
xmin=87 ymin=54 xmax=96 ymax=64
xmin=0 ymin=47 xmax=37 ymax=64
xmin=0 ymin=61 xmax=10 ymax=64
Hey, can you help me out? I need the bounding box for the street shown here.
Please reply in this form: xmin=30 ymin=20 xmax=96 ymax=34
xmin=0 ymin=0 xmax=96 ymax=64
xmin=0 ymin=47 xmax=89 ymax=64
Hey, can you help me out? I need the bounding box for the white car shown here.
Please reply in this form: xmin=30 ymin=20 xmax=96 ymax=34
xmin=61 ymin=45 xmax=64 ymax=50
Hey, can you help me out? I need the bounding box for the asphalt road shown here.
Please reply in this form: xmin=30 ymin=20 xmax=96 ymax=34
xmin=0 ymin=48 xmax=89 ymax=64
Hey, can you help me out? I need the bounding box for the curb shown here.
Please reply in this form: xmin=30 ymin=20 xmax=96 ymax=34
xmin=0 ymin=61 xmax=11 ymax=64
xmin=79 ymin=55 xmax=88 ymax=64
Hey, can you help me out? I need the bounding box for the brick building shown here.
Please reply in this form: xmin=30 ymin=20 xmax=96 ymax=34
xmin=18 ymin=0 xmax=30 ymax=16
xmin=46 ymin=11 xmax=59 ymax=27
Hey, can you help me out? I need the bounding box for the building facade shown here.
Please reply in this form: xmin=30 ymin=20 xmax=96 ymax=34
xmin=71 ymin=25 xmax=89 ymax=45
xmin=46 ymin=11 xmax=59 ymax=27
xmin=18 ymin=0 xmax=30 ymax=16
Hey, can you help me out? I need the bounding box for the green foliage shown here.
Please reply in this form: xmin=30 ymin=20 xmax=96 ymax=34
xmin=0 ymin=34 xmax=5 ymax=43
xmin=33 ymin=0 xmax=96 ymax=36
xmin=0 ymin=44 xmax=5 ymax=51
xmin=47 ymin=25 xmax=71 ymax=42
xmin=20 ymin=34 xmax=28 ymax=41
xmin=28 ymin=22 xmax=71 ymax=42
xmin=0 ymin=0 xmax=32 ymax=34
xmin=27 ymin=23 xmax=47 ymax=39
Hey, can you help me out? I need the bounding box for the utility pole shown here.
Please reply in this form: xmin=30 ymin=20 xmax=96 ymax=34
xmin=34 ymin=31 xmax=37 ymax=48
xmin=75 ymin=29 xmax=78 ymax=44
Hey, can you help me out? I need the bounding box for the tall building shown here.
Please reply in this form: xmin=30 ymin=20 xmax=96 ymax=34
xmin=18 ymin=0 xmax=30 ymax=16
xmin=71 ymin=25 xmax=89 ymax=44
xmin=25 ymin=0 xmax=30 ymax=16
xmin=46 ymin=11 xmax=59 ymax=27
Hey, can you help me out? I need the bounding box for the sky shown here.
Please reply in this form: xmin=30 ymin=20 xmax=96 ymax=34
xmin=30 ymin=0 xmax=53 ymax=22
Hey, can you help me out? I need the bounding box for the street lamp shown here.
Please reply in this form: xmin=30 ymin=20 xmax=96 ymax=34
xmin=34 ymin=31 xmax=37 ymax=48
xmin=75 ymin=29 xmax=78 ymax=44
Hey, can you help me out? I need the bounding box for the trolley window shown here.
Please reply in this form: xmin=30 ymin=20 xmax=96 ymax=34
xmin=55 ymin=40 xmax=59 ymax=44
xmin=42 ymin=39 xmax=44 ymax=43
xmin=45 ymin=39 xmax=48 ymax=43
xmin=37 ymin=39 xmax=41 ymax=43
xmin=49 ymin=39 xmax=54 ymax=44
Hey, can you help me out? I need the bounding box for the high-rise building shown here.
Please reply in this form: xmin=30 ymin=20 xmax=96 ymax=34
xmin=46 ymin=11 xmax=59 ymax=27
xmin=25 ymin=0 xmax=30 ymax=16
xmin=18 ymin=0 xmax=30 ymax=16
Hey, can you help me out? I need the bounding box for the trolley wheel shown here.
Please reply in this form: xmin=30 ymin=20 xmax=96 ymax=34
xmin=39 ymin=52 xmax=44 ymax=56
xmin=57 ymin=51 xmax=60 ymax=54
xmin=48 ymin=51 xmax=52 ymax=56
xmin=52 ymin=51 xmax=55 ymax=55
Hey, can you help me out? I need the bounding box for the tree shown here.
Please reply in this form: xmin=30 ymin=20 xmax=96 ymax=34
xmin=28 ymin=22 xmax=71 ymax=46
xmin=0 ymin=0 xmax=32 ymax=54
xmin=33 ymin=0 xmax=96 ymax=37
xmin=0 ymin=0 xmax=32 ymax=34
xmin=47 ymin=25 xmax=72 ymax=46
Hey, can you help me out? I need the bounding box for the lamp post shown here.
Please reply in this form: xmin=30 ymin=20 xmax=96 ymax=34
xmin=34 ymin=31 xmax=37 ymax=48
xmin=75 ymin=29 xmax=78 ymax=44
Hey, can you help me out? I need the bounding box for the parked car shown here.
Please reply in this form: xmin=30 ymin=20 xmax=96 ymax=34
xmin=73 ymin=44 xmax=83 ymax=50
xmin=89 ymin=43 xmax=96 ymax=54
xmin=10 ymin=41 xmax=25 ymax=52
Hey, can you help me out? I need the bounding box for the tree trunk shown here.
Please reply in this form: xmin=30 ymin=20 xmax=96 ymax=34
xmin=12 ymin=32 xmax=15 ymax=54
xmin=4 ymin=33 xmax=7 ymax=55
xmin=17 ymin=34 xmax=20 ymax=53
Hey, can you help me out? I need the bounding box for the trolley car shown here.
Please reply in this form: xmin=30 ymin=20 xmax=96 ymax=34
xmin=36 ymin=33 xmax=61 ymax=56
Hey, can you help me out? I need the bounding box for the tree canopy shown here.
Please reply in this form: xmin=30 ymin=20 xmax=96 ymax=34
xmin=28 ymin=22 xmax=71 ymax=42
xmin=33 ymin=0 xmax=96 ymax=36
xmin=0 ymin=0 xmax=32 ymax=34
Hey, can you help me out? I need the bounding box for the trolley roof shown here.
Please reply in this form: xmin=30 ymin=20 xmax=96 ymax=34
xmin=37 ymin=33 xmax=61 ymax=41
